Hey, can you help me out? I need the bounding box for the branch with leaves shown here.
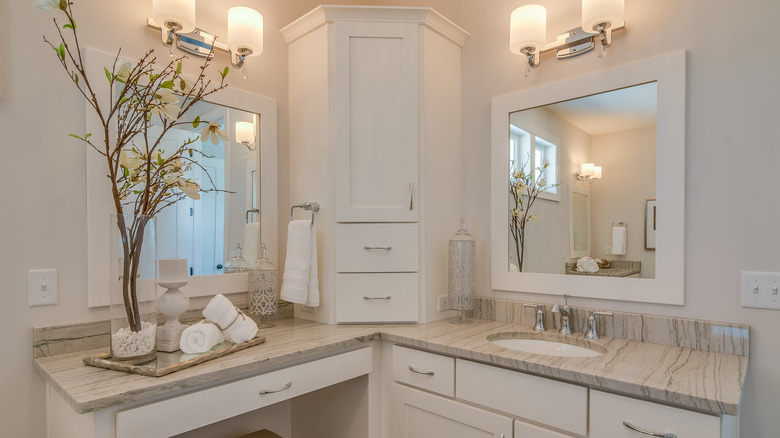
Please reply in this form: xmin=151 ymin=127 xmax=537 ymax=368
xmin=37 ymin=0 xmax=231 ymax=332
xmin=509 ymin=158 xmax=560 ymax=272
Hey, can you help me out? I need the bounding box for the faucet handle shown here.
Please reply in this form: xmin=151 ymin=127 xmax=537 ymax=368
xmin=585 ymin=310 xmax=613 ymax=339
xmin=523 ymin=303 xmax=545 ymax=331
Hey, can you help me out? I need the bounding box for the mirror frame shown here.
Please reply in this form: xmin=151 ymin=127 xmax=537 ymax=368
xmin=85 ymin=48 xmax=278 ymax=307
xmin=491 ymin=51 xmax=686 ymax=305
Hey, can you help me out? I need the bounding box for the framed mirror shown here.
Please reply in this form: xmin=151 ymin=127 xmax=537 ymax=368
xmin=491 ymin=51 xmax=685 ymax=305
xmin=85 ymin=48 xmax=278 ymax=307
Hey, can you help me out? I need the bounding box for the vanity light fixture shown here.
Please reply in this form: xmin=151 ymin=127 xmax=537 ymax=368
xmin=510 ymin=0 xmax=625 ymax=75
xmin=148 ymin=0 xmax=263 ymax=76
xmin=235 ymin=121 xmax=256 ymax=151
xmin=575 ymin=163 xmax=602 ymax=183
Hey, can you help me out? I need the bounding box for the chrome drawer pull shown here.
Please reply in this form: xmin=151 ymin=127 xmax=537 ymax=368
xmin=363 ymin=296 xmax=391 ymax=300
xmin=258 ymin=381 xmax=292 ymax=395
xmin=363 ymin=246 xmax=392 ymax=251
xmin=623 ymin=421 xmax=677 ymax=438
xmin=409 ymin=183 xmax=414 ymax=210
xmin=408 ymin=365 xmax=434 ymax=376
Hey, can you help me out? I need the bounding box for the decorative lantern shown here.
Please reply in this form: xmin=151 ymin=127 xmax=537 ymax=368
xmin=248 ymin=244 xmax=277 ymax=328
xmin=448 ymin=219 xmax=476 ymax=324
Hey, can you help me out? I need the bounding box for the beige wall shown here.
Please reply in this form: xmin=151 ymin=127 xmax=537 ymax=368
xmin=2 ymin=0 xmax=779 ymax=436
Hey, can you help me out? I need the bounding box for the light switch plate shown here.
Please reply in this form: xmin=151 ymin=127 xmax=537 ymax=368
xmin=29 ymin=269 xmax=59 ymax=306
xmin=740 ymin=271 xmax=780 ymax=310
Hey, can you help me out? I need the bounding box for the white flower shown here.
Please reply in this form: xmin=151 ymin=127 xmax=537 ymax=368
xmin=538 ymin=178 xmax=547 ymax=187
xmin=176 ymin=77 xmax=194 ymax=94
xmin=119 ymin=150 xmax=144 ymax=171
xmin=165 ymin=175 xmax=201 ymax=200
xmin=199 ymin=122 xmax=229 ymax=145
xmin=33 ymin=0 xmax=60 ymax=10
xmin=511 ymin=208 xmax=523 ymax=217
xmin=154 ymin=88 xmax=179 ymax=105
xmin=116 ymin=62 xmax=133 ymax=82
xmin=529 ymin=214 xmax=540 ymax=222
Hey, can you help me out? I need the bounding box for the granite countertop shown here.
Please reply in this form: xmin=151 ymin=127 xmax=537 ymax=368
xmin=34 ymin=317 xmax=747 ymax=417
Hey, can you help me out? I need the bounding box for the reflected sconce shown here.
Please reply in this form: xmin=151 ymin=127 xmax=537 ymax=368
xmin=149 ymin=0 xmax=263 ymax=75
xmin=510 ymin=0 xmax=625 ymax=75
xmin=575 ymin=163 xmax=602 ymax=183
xmin=235 ymin=121 xmax=256 ymax=151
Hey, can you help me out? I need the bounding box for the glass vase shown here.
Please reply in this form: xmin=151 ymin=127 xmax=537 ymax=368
xmin=109 ymin=214 xmax=158 ymax=363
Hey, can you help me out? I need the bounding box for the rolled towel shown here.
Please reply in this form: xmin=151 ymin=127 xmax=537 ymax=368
xmin=203 ymin=294 xmax=258 ymax=343
xmin=576 ymin=257 xmax=600 ymax=273
xmin=243 ymin=222 xmax=260 ymax=263
xmin=179 ymin=320 xmax=225 ymax=354
xmin=611 ymin=226 xmax=626 ymax=255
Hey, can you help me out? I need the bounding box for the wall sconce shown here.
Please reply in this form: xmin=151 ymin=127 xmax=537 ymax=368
xmin=575 ymin=163 xmax=602 ymax=182
xmin=510 ymin=0 xmax=625 ymax=75
xmin=148 ymin=0 xmax=263 ymax=76
xmin=235 ymin=121 xmax=256 ymax=151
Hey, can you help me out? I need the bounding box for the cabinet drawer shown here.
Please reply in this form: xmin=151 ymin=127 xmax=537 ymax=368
xmin=515 ymin=419 xmax=576 ymax=437
xmin=336 ymin=223 xmax=418 ymax=272
xmin=336 ymin=273 xmax=418 ymax=322
xmin=115 ymin=348 xmax=372 ymax=438
xmin=456 ymin=359 xmax=587 ymax=436
xmin=590 ymin=390 xmax=721 ymax=438
xmin=393 ymin=345 xmax=455 ymax=397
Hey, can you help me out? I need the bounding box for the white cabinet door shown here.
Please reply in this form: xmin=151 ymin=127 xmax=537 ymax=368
xmin=333 ymin=21 xmax=420 ymax=223
xmin=393 ymin=383 xmax=512 ymax=438
xmin=590 ymin=390 xmax=722 ymax=438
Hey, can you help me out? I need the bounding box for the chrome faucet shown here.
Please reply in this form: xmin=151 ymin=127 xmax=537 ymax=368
xmin=584 ymin=310 xmax=614 ymax=339
xmin=523 ymin=303 xmax=546 ymax=331
xmin=552 ymin=294 xmax=572 ymax=335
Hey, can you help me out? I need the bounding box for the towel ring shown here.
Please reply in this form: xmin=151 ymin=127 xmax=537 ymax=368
xmin=290 ymin=202 xmax=320 ymax=226
xmin=612 ymin=220 xmax=627 ymax=229
xmin=246 ymin=208 xmax=260 ymax=224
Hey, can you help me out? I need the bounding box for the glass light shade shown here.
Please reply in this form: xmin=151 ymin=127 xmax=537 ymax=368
xmin=152 ymin=0 xmax=196 ymax=33
xmin=235 ymin=121 xmax=255 ymax=145
xmin=581 ymin=163 xmax=595 ymax=177
xmin=510 ymin=4 xmax=547 ymax=55
xmin=582 ymin=0 xmax=624 ymax=32
xmin=593 ymin=166 xmax=602 ymax=179
xmin=228 ymin=7 xmax=264 ymax=57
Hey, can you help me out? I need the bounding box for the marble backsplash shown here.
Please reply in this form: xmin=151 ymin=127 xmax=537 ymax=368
xmin=33 ymin=301 xmax=294 ymax=358
xmin=471 ymin=297 xmax=749 ymax=356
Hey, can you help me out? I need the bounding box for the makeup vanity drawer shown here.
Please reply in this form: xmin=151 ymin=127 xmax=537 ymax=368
xmin=590 ymin=390 xmax=721 ymax=438
xmin=336 ymin=273 xmax=418 ymax=322
xmin=336 ymin=223 xmax=419 ymax=273
xmin=392 ymin=345 xmax=455 ymax=397
xmin=114 ymin=348 xmax=372 ymax=438
xmin=456 ymin=359 xmax=587 ymax=436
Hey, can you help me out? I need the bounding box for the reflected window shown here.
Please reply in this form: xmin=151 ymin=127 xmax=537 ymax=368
xmin=509 ymin=126 xmax=558 ymax=199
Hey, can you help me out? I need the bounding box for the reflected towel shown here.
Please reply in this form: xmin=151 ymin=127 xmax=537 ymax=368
xmin=611 ymin=226 xmax=627 ymax=255
xmin=179 ymin=320 xmax=225 ymax=354
xmin=280 ymin=220 xmax=320 ymax=307
xmin=576 ymin=257 xmax=600 ymax=273
xmin=202 ymin=294 xmax=258 ymax=343
xmin=243 ymin=222 xmax=260 ymax=263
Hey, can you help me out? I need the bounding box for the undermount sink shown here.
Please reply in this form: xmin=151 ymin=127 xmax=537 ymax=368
xmin=487 ymin=334 xmax=604 ymax=358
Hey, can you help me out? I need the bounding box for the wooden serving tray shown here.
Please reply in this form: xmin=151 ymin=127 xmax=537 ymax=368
xmin=83 ymin=335 xmax=266 ymax=377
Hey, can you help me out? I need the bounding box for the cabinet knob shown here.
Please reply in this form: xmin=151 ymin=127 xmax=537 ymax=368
xmin=622 ymin=421 xmax=677 ymax=438
xmin=258 ymin=381 xmax=293 ymax=395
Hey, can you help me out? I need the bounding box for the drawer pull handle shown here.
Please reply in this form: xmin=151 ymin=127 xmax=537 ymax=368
xmin=363 ymin=296 xmax=391 ymax=300
xmin=409 ymin=183 xmax=414 ymax=211
xmin=363 ymin=246 xmax=392 ymax=251
xmin=623 ymin=421 xmax=677 ymax=438
xmin=258 ymin=381 xmax=292 ymax=395
xmin=408 ymin=365 xmax=434 ymax=376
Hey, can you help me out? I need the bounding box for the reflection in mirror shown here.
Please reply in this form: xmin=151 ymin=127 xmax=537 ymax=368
xmin=145 ymin=101 xmax=260 ymax=276
xmin=507 ymin=82 xmax=657 ymax=279
xmin=491 ymin=51 xmax=686 ymax=305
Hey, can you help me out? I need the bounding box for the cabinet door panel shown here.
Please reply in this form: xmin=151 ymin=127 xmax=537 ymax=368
xmin=334 ymin=22 xmax=419 ymax=222
xmin=590 ymin=390 xmax=721 ymax=438
xmin=394 ymin=383 xmax=512 ymax=438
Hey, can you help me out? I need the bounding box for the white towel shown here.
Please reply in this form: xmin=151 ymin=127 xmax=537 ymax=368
xmin=280 ymin=220 xmax=320 ymax=307
xmin=202 ymin=294 xmax=258 ymax=343
xmin=243 ymin=222 xmax=260 ymax=263
xmin=179 ymin=320 xmax=225 ymax=354
xmin=576 ymin=257 xmax=600 ymax=273
xmin=611 ymin=226 xmax=627 ymax=255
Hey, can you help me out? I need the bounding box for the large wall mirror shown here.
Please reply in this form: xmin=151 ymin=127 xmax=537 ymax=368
xmin=491 ymin=51 xmax=685 ymax=305
xmin=85 ymin=48 xmax=278 ymax=307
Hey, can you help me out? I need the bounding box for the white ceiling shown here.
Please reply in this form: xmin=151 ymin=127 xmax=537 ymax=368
xmin=545 ymin=82 xmax=657 ymax=136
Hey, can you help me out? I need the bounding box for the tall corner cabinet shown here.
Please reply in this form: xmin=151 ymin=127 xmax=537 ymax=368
xmin=281 ymin=6 xmax=469 ymax=324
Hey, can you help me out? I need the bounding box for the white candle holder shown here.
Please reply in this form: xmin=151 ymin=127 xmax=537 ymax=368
xmin=157 ymin=281 xmax=190 ymax=352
